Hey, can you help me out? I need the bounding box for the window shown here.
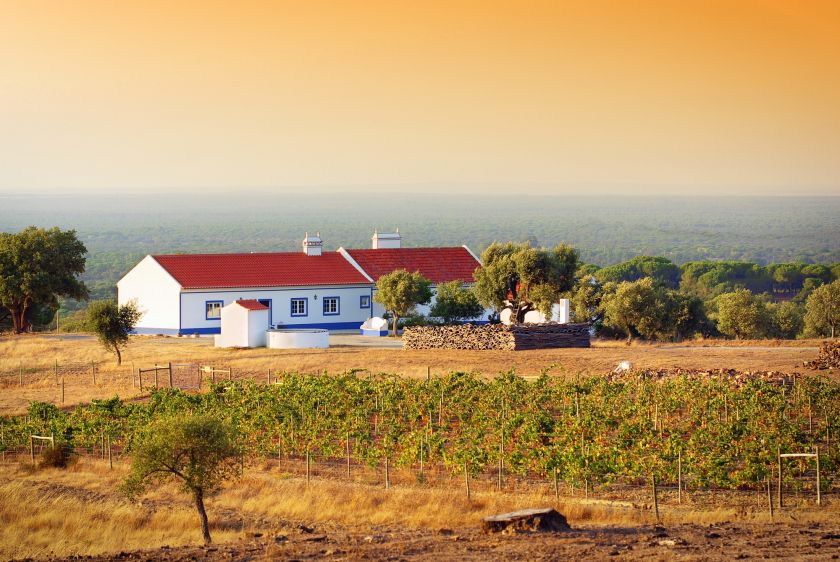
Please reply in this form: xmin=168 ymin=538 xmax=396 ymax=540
xmin=291 ymin=298 xmax=307 ymax=317
xmin=322 ymin=296 xmax=339 ymax=315
xmin=205 ymin=300 xmax=223 ymax=320
xmin=360 ymin=295 xmax=371 ymax=309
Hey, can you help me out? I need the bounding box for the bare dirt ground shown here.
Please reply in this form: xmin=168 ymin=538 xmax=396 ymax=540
xmin=41 ymin=520 xmax=840 ymax=561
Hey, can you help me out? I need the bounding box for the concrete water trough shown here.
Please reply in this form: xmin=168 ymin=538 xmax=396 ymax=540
xmin=266 ymin=329 xmax=329 ymax=349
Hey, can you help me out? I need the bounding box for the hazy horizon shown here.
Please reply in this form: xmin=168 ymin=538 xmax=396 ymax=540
xmin=2 ymin=0 xmax=840 ymax=197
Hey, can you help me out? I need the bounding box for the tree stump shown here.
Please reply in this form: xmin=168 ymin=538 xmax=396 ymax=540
xmin=481 ymin=508 xmax=571 ymax=533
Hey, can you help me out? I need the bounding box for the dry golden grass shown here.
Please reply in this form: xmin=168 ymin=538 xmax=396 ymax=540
xmin=3 ymin=457 xmax=835 ymax=561
xmin=0 ymin=333 xmax=824 ymax=415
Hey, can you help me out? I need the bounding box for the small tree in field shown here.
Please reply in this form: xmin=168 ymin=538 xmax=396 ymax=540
xmin=430 ymin=280 xmax=483 ymax=323
xmin=122 ymin=415 xmax=243 ymax=544
xmin=374 ymin=269 xmax=432 ymax=336
xmin=87 ymin=300 xmax=141 ymax=365
xmin=804 ymin=280 xmax=840 ymax=338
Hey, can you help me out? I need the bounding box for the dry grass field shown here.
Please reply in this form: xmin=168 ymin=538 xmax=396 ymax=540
xmin=1 ymin=456 xmax=837 ymax=561
xmin=0 ymin=333 xmax=825 ymax=416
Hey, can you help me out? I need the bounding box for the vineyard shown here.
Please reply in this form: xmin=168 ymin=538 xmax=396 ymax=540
xmin=2 ymin=370 xmax=838 ymax=505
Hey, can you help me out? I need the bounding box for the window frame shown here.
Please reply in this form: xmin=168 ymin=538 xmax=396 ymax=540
xmin=322 ymin=296 xmax=340 ymax=316
xmin=360 ymin=294 xmax=371 ymax=309
xmin=290 ymin=298 xmax=308 ymax=317
xmin=205 ymin=300 xmax=223 ymax=320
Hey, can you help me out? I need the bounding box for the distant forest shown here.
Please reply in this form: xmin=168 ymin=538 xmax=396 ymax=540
xmin=1 ymin=193 xmax=838 ymax=308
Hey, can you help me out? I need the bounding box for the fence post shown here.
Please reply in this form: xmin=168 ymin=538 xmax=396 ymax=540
xmin=54 ymin=360 xmax=58 ymax=385
xmin=554 ymin=467 xmax=559 ymax=501
xmin=426 ymin=366 xmax=430 ymax=382
xmin=267 ymin=369 xmax=271 ymax=385
xmin=154 ymin=367 xmax=158 ymax=388
xmin=306 ymin=451 xmax=311 ymax=484
xmin=346 ymin=433 xmax=352 ymax=479
xmin=139 ymin=369 xmax=143 ymax=390
xmin=92 ymin=361 xmax=96 ymax=385
xmin=108 ymin=434 xmax=113 ymax=470
xmin=777 ymin=447 xmax=783 ymax=509
xmin=30 ymin=435 xmax=35 ymax=466
xmin=168 ymin=362 xmax=173 ymax=388
xmin=19 ymin=364 xmax=23 ymax=387
xmin=678 ymin=450 xmax=683 ymax=504
xmin=132 ymin=362 xmax=135 ymax=388
xmin=385 ymin=456 xmax=391 ymax=489
xmin=816 ymin=446 xmax=821 ymax=506
xmin=61 ymin=378 xmax=65 ymax=404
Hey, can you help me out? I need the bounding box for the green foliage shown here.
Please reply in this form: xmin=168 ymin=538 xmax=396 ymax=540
xmin=87 ymin=300 xmax=141 ymax=365
xmin=767 ymin=301 xmax=804 ymax=339
xmin=714 ymin=289 xmax=771 ymax=340
xmin=122 ymin=414 xmax=243 ymax=543
xmin=473 ymin=241 xmax=579 ymax=320
xmin=0 ymin=227 xmax=88 ymax=333
xmin=374 ymin=269 xmax=432 ymax=336
xmin=430 ymin=280 xmax=484 ymax=323
xmin=804 ymin=280 xmax=840 ymax=338
xmin=3 ymin=372 xmax=837 ymax=501
xmin=600 ymin=277 xmax=702 ymax=342
xmin=595 ymin=256 xmax=681 ymax=289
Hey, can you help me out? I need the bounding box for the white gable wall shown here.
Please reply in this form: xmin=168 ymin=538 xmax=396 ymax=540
xmin=215 ymin=303 xmax=269 ymax=347
xmin=117 ymin=255 xmax=182 ymax=334
xmin=180 ymin=285 xmax=375 ymax=334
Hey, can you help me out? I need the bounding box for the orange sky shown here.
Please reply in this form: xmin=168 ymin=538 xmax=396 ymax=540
xmin=1 ymin=0 xmax=839 ymax=195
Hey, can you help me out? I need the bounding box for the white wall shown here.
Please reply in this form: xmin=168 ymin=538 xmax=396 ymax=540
xmin=117 ymin=255 xmax=182 ymax=334
xmin=215 ymin=304 xmax=269 ymax=347
xmin=180 ymin=285 xmax=374 ymax=333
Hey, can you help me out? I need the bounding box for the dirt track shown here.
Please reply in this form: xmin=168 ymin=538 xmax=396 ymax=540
xmin=46 ymin=520 xmax=840 ymax=561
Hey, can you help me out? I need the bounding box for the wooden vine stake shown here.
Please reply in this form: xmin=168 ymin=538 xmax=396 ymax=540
xmin=553 ymin=467 xmax=559 ymax=501
xmin=385 ymin=457 xmax=391 ymax=489
xmin=305 ymin=450 xmax=311 ymax=485
xmin=464 ymin=461 xmax=471 ymax=500
xmin=766 ymin=476 xmax=773 ymax=518
xmin=677 ymin=450 xmax=683 ymax=505
xmin=107 ymin=434 xmax=113 ymax=470
xmin=346 ymin=433 xmax=352 ymax=479
xmin=61 ymin=378 xmax=65 ymax=404
xmin=652 ymin=473 xmax=660 ymax=524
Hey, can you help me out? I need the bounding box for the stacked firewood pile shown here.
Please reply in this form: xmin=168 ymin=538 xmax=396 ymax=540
xmin=402 ymin=323 xmax=590 ymax=350
xmin=804 ymin=341 xmax=840 ymax=370
xmin=605 ymin=367 xmax=796 ymax=386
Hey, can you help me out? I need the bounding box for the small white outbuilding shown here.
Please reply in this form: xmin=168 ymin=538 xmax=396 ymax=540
xmin=214 ymin=300 xmax=270 ymax=348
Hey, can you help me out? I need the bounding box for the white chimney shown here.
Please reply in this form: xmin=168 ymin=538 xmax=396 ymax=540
xmin=372 ymin=228 xmax=401 ymax=249
xmin=302 ymin=231 xmax=323 ymax=256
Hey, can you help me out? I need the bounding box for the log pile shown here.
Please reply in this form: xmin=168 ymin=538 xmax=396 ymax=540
xmin=402 ymin=323 xmax=590 ymax=351
xmin=510 ymin=323 xmax=591 ymax=350
xmin=804 ymin=341 xmax=840 ymax=370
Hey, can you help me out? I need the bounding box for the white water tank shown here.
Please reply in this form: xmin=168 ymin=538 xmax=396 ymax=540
xmin=267 ymin=329 xmax=329 ymax=349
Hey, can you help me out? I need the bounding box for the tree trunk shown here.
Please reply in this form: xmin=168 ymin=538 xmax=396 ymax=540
xmin=115 ymin=346 xmax=122 ymax=366
xmin=10 ymin=304 xmax=30 ymax=334
xmin=392 ymin=314 xmax=400 ymax=337
xmin=193 ymin=487 xmax=212 ymax=544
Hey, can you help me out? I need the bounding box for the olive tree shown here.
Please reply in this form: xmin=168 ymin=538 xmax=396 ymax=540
xmin=430 ymin=280 xmax=483 ymax=323
xmin=0 ymin=227 xmax=88 ymax=333
xmin=472 ymin=241 xmax=578 ymax=322
xmin=122 ymin=415 xmax=243 ymax=544
xmin=374 ymin=269 xmax=433 ymax=336
xmin=804 ymin=280 xmax=840 ymax=338
xmin=87 ymin=300 xmax=141 ymax=365
xmin=714 ymin=289 xmax=771 ymax=340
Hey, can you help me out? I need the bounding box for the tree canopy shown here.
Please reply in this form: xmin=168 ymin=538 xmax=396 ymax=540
xmin=595 ymin=256 xmax=681 ymax=289
xmin=804 ymin=280 xmax=840 ymax=338
xmin=88 ymin=300 xmax=142 ymax=365
xmin=714 ymin=289 xmax=771 ymax=340
xmin=122 ymin=414 xmax=243 ymax=544
xmin=374 ymin=269 xmax=433 ymax=336
xmin=429 ymin=280 xmax=484 ymax=323
xmin=472 ymin=241 xmax=579 ymax=322
xmin=0 ymin=227 xmax=88 ymax=333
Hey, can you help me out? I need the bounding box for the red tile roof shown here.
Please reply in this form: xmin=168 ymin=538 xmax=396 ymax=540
xmin=233 ymin=299 xmax=269 ymax=311
xmin=344 ymin=247 xmax=480 ymax=284
xmin=152 ymin=252 xmax=371 ymax=289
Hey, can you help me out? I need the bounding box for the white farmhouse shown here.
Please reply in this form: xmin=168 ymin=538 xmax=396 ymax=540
xmin=117 ymin=230 xmax=488 ymax=335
